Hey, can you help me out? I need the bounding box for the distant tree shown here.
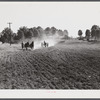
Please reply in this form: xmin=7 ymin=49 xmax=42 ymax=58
xmin=17 ymin=27 xmax=25 ymax=40
xmin=0 ymin=35 xmax=5 ymax=43
xmin=85 ymin=29 xmax=91 ymax=41
xmin=13 ymin=33 xmax=18 ymax=40
xmin=78 ymin=30 xmax=83 ymax=40
xmin=61 ymin=30 xmax=69 ymax=39
xmin=16 ymin=26 xmax=36 ymax=40
xmin=58 ymin=29 xmax=63 ymax=36
xmin=91 ymin=25 xmax=100 ymax=40
xmin=96 ymin=29 xmax=100 ymax=40
xmin=16 ymin=26 xmax=41 ymax=40
xmin=36 ymin=26 xmax=44 ymax=38
xmin=51 ymin=27 xmax=57 ymax=35
xmin=64 ymin=30 xmax=68 ymax=36
xmin=45 ymin=27 xmax=51 ymax=35
xmin=32 ymin=27 xmax=39 ymax=37
xmin=91 ymin=29 xmax=95 ymax=39
xmin=19 ymin=27 xmax=29 ymax=38
xmin=1 ymin=27 xmax=13 ymax=44
xmin=28 ymin=28 xmax=34 ymax=38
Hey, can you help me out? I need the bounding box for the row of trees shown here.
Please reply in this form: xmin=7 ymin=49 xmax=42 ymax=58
xmin=0 ymin=26 xmax=69 ymax=44
xmin=78 ymin=25 xmax=100 ymax=41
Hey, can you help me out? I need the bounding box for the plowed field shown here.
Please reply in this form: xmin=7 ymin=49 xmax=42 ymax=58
xmin=0 ymin=40 xmax=100 ymax=89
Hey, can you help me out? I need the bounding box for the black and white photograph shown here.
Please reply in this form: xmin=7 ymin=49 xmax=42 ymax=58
xmin=0 ymin=1 xmax=100 ymax=90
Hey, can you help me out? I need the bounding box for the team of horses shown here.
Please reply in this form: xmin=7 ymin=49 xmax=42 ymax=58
xmin=21 ymin=41 xmax=49 ymax=50
xmin=21 ymin=41 xmax=34 ymax=50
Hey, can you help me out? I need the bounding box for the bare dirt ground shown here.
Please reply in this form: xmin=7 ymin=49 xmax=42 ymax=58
xmin=0 ymin=40 xmax=100 ymax=89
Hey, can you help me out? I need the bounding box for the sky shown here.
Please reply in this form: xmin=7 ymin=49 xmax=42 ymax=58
xmin=0 ymin=2 xmax=100 ymax=37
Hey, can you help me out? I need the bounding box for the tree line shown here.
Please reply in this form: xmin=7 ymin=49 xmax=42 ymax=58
xmin=0 ymin=26 xmax=69 ymax=44
xmin=78 ymin=25 xmax=100 ymax=41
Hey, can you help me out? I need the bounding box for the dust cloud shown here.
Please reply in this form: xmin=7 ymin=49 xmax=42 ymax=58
xmin=30 ymin=33 xmax=64 ymax=49
xmin=0 ymin=32 xmax=66 ymax=51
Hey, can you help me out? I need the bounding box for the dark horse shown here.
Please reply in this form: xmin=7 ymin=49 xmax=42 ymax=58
xmin=41 ymin=41 xmax=49 ymax=47
xmin=30 ymin=41 xmax=34 ymax=49
xmin=24 ymin=42 xmax=29 ymax=50
xmin=22 ymin=41 xmax=34 ymax=50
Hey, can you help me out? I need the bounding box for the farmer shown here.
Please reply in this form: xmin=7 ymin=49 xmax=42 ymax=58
xmin=21 ymin=41 xmax=24 ymax=49
xmin=44 ymin=41 xmax=46 ymax=47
